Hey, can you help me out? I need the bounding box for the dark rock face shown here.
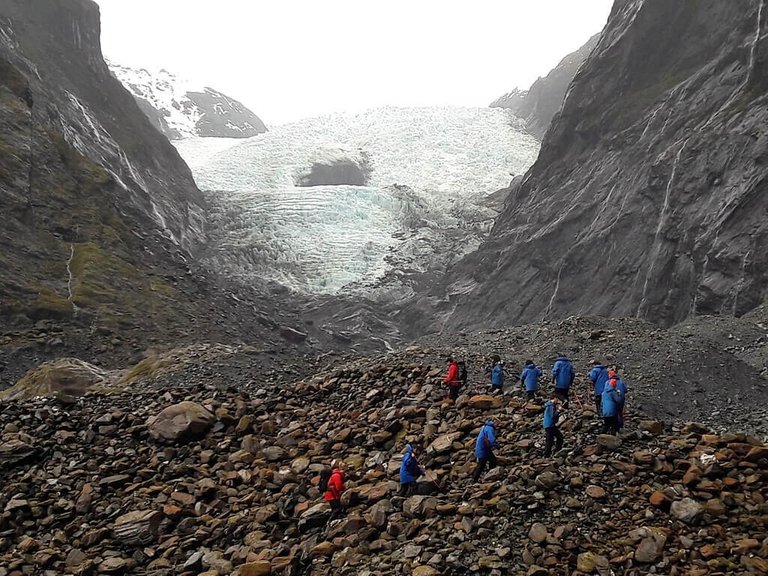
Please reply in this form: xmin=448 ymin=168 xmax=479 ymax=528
xmin=109 ymin=62 xmax=268 ymax=139
xmin=450 ymin=0 xmax=768 ymax=331
xmin=491 ymin=34 xmax=600 ymax=139
xmin=0 ymin=0 xmax=315 ymax=387
xmin=0 ymin=0 xmax=205 ymax=329
xmin=295 ymin=152 xmax=371 ymax=187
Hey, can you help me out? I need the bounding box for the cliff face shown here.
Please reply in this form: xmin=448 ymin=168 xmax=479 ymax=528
xmin=448 ymin=0 xmax=768 ymax=331
xmin=0 ymin=0 xmax=215 ymax=377
xmin=491 ymin=34 xmax=600 ymax=139
xmin=109 ymin=63 xmax=268 ymax=139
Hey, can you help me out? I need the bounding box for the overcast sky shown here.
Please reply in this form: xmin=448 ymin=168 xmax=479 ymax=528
xmin=94 ymin=0 xmax=613 ymax=125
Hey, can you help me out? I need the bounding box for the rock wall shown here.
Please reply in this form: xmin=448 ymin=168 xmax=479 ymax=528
xmin=0 ymin=0 xmax=307 ymax=385
xmin=449 ymin=0 xmax=768 ymax=331
xmin=491 ymin=34 xmax=600 ymax=139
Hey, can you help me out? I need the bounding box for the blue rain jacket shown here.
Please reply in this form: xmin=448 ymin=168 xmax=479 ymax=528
xmin=491 ymin=363 xmax=504 ymax=387
xmin=601 ymin=387 xmax=622 ymax=417
xmin=552 ymin=357 xmax=575 ymax=389
xmin=475 ymin=421 xmax=498 ymax=459
xmin=520 ymin=364 xmax=542 ymax=392
xmin=589 ymin=365 xmax=609 ymax=396
xmin=543 ymin=400 xmax=561 ymax=429
xmin=400 ymin=444 xmax=423 ymax=484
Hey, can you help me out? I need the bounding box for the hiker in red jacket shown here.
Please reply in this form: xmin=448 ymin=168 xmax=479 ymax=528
xmin=323 ymin=463 xmax=346 ymax=520
xmin=444 ymin=356 xmax=461 ymax=401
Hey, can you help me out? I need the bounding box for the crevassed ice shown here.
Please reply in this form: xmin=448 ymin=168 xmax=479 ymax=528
xmin=174 ymin=106 xmax=539 ymax=294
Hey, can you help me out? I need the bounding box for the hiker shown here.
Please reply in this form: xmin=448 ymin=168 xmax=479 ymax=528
xmin=543 ymin=396 xmax=564 ymax=457
xmin=520 ymin=359 xmax=542 ymax=401
xmin=608 ymin=368 xmax=628 ymax=429
xmin=323 ymin=462 xmax=346 ymax=520
xmin=551 ymin=354 xmax=575 ymax=404
xmin=601 ymin=379 xmax=623 ymax=435
xmin=489 ymin=355 xmax=504 ymax=393
xmin=444 ymin=356 xmax=461 ymax=401
xmin=399 ymin=444 xmax=424 ymax=496
xmin=588 ymin=360 xmax=609 ymax=415
xmin=473 ymin=420 xmax=499 ymax=481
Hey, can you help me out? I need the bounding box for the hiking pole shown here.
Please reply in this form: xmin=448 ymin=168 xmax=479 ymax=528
xmin=422 ymin=469 xmax=443 ymax=492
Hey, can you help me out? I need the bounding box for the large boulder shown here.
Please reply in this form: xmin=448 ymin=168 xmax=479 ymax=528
xmin=146 ymin=402 xmax=215 ymax=441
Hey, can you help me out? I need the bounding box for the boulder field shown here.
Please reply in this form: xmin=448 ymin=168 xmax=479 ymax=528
xmin=0 ymin=348 xmax=766 ymax=575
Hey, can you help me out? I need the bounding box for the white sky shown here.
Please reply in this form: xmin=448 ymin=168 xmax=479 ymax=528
xmin=94 ymin=0 xmax=614 ymax=125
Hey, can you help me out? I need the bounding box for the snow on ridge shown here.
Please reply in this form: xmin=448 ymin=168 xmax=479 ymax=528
xmin=108 ymin=61 xmax=266 ymax=139
xmin=108 ymin=61 xmax=202 ymax=138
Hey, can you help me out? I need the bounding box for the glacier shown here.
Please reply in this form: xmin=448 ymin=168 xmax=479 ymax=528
xmin=174 ymin=106 xmax=539 ymax=294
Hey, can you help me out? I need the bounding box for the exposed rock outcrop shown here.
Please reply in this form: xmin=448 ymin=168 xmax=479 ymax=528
xmin=295 ymin=148 xmax=372 ymax=187
xmin=450 ymin=0 xmax=768 ymax=330
xmin=491 ymin=34 xmax=600 ymax=139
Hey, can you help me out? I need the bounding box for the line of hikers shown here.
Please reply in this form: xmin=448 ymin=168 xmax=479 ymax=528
xmin=323 ymin=355 xmax=629 ymax=514
xmin=445 ymin=354 xmax=628 ymax=436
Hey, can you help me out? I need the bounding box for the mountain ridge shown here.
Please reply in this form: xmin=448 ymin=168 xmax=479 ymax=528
xmin=109 ymin=62 xmax=267 ymax=140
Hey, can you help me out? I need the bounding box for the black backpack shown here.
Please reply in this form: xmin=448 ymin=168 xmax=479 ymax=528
xmin=319 ymin=468 xmax=332 ymax=492
xmin=458 ymin=361 xmax=468 ymax=384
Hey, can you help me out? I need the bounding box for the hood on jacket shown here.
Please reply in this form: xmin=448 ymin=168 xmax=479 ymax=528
xmin=404 ymin=444 xmax=413 ymax=456
xmin=485 ymin=420 xmax=494 ymax=428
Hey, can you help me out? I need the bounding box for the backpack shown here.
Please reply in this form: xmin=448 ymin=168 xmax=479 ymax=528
xmin=458 ymin=362 xmax=468 ymax=384
xmin=319 ymin=468 xmax=332 ymax=493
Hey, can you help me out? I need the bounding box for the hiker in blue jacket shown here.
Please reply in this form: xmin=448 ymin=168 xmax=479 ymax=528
xmin=399 ymin=444 xmax=424 ymax=496
xmin=489 ymin=355 xmax=505 ymax=393
xmin=608 ymin=369 xmax=628 ymax=429
xmin=543 ymin=396 xmax=564 ymax=457
xmin=473 ymin=420 xmax=499 ymax=481
xmin=589 ymin=360 xmax=609 ymax=415
xmin=520 ymin=360 xmax=542 ymax=401
xmin=601 ymin=378 xmax=623 ymax=435
xmin=551 ymin=354 xmax=575 ymax=404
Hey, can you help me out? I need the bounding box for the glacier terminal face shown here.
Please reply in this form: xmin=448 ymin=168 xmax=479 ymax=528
xmin=174 ymin=106 xmax=539 ymax=294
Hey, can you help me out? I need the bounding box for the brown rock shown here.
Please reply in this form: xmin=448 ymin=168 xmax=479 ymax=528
xmin=466 ymin=395 xmax=503 ymax=409
xmin=146 ymin=402 xmax=215 ymax=441
xmin=586 ymin=485 xmax=606 ymax=499
xmin=635 ymin=529 xmax=667 ymax=563
xmin=649 ymin=491 xmax=669 ymax=508
xmin=239 ymin=560 xmax=272 ymax=575
xmin=528 ymin=522 xmax=548 ymax=543
xmin=310 ymin=541 xmax=336 ymax=557
xmin=597 ymin=435 xmax=622 ymax=450
xmin=639 ymin=420 xmax=664 ymax=435
xmin=113 ymin=510 xmax=162 ymax=545
xmin=427 ymin=432 xmax=463 ymax=455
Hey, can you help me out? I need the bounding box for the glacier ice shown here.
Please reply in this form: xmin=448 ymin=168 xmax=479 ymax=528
xmin=174 ymin=106 xmax=540 ymax=294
